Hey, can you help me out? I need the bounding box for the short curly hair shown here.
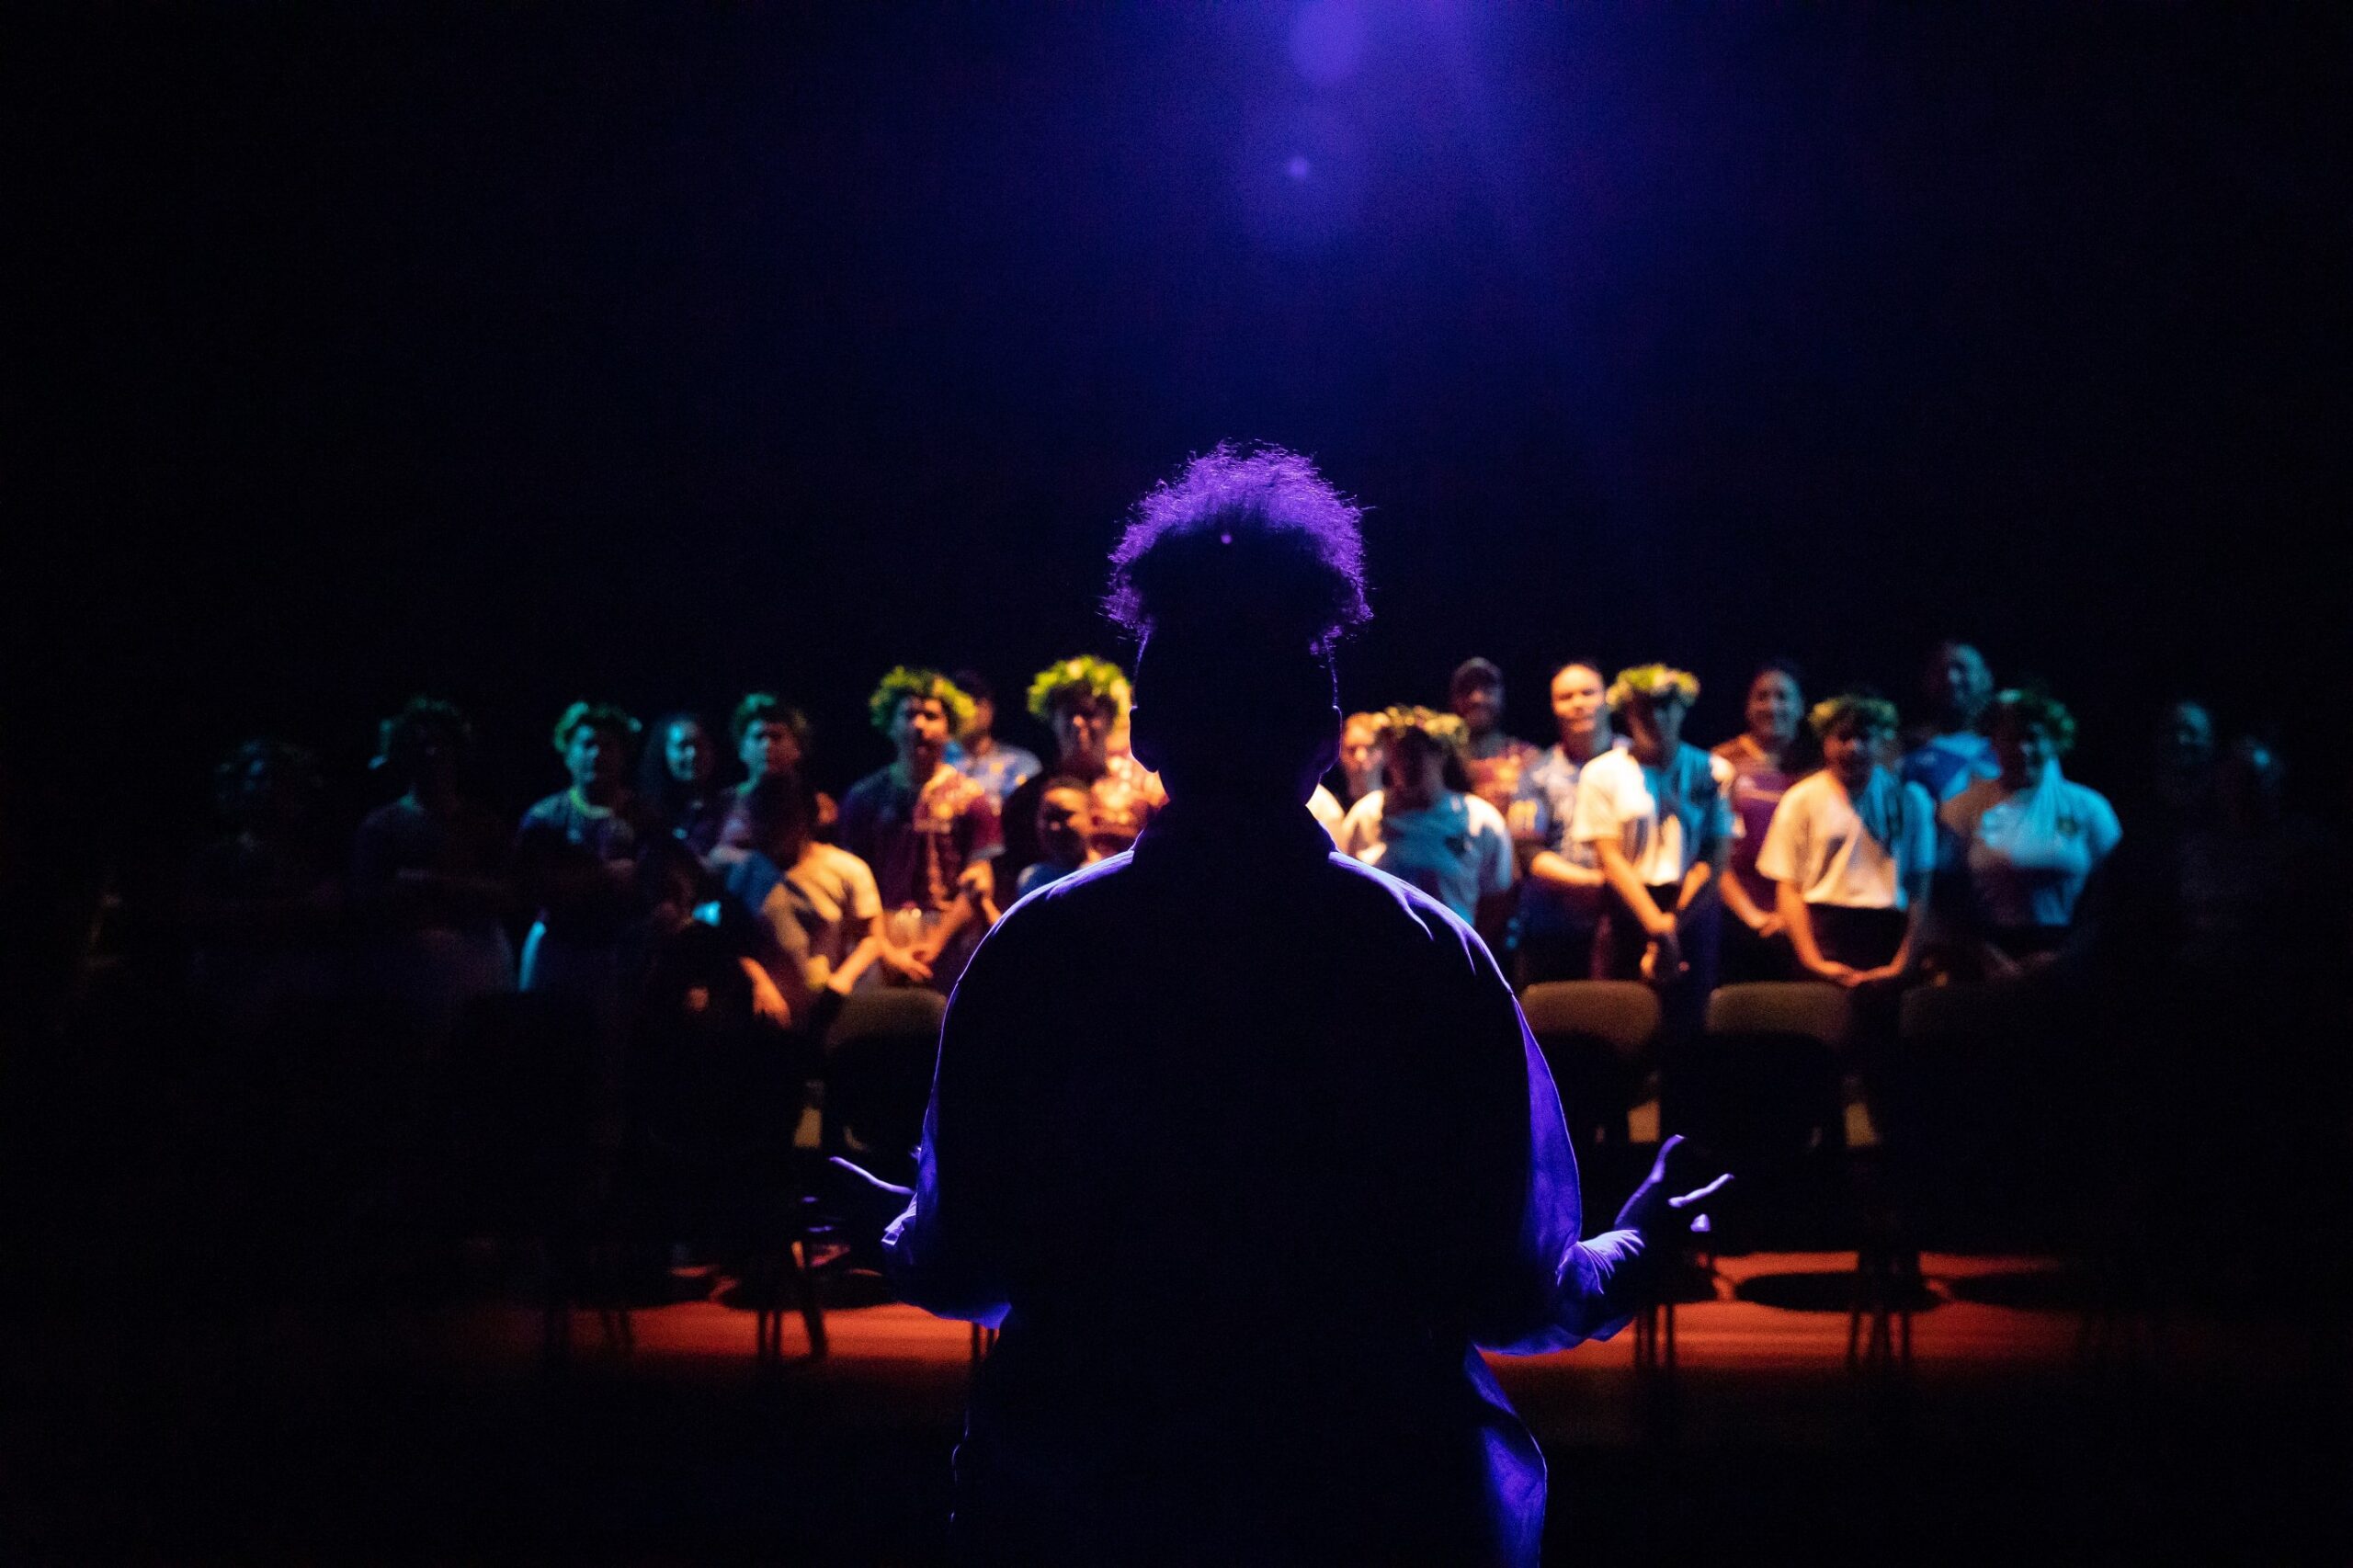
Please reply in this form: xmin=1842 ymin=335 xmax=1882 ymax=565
xmin=550 ymin=701 xmax=641 ymax=756
xmin=868 ymin=666 xmax=974 ymax=734
xmin=1026 ymin=654 xmax=1131 ymax=725
xmin=730 ymin=692 xmax=813 ymax=748
xmin=1104 ymin=443 xmax=1370 ymax=655
xmin=1980 ymin=687 xmax=2077 ymax=755
xmin=1808 ymin=691 xmax=1901 ymax=740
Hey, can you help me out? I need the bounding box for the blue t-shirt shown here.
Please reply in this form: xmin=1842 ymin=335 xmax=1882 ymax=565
xmin=1508 ymin=744 xmax=1610 ymax=938
xmin=1900 ymin=732 xmax=2000 ymax=804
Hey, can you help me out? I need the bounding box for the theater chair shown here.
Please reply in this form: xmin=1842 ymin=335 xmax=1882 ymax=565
xmin=1876 ymin=979 xmax=2085 ymax=1363
xmin=1653 ymin=983 xmax=1856 ymax=1368
xmin=1518 ymin=981 xmax=1661 ymax=1155
xmin=818 ymin=989 xmax=994 ymax=1355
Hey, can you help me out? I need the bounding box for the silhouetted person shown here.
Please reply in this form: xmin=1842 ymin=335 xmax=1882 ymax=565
xmin=837 ymin=445 xmax=1724 ymax=1566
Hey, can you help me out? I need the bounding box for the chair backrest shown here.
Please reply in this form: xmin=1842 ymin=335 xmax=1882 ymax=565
xmin=1899 ymin=978 xmax=2033 ymax=1048
xmin=823 ymin=986 xmax=948 ymax=1055
xmin=1706 ymin=982 xmax=1851 ymax=1049
xmin=1519 ymin=981 xmax=1662 ymax=1061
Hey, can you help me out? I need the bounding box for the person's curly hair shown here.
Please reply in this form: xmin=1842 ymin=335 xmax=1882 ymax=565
xmin=729 ymin=692 xmax=813 ymax=748
xmin=550 ymin=700 xmax=641 ymax=756
xmin=867 ymin=666 xmax=974 ymax=734
xmin=1607 ymin=664 xmax=1701 ymax=710
xmin=373 ymin=696 xmax=472 ymax=781
xmin=1103 ymin=443 xmax=1370 ymax=655
xmin=1979 ymin=687 xmax=2077 ymax=755
xmin=1026 ymin=654 xmax=1131 ymax=725
xmin=1808 ymin=691 xmax=1902 ymax=740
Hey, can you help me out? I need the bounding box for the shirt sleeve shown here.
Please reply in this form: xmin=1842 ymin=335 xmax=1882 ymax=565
xmin=1900 ymin=783 xmax=1938 ymax=882
xmin=881 ymin=919 xmax=1021 ymax=1325
xmin=2084 ymin=789 xmax=2122 ymax=863
xmin=1458 ymin=936 xmax=1649 ymax=1353
xmin=1753 ymin=787 xmax=1804 ymax=889
xmin=843 ymin=852 xmax=884 ymax=922
xmin=1568 ymin=761 xmax=1618 ymax=847
xmin=1472 ymin=798 xmax=1517 ymax=895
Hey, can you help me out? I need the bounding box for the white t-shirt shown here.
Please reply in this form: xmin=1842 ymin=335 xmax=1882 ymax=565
xmin=1336 ymin=790 xmax=1515 ymax=924
xmin=1569 ymin=744 xmax=1733 ymax=887
xmin=1756 ymin=769 xmax=1937 ymax=910
xmin=1307 ymin=784 xmax=1344 ymax=846
xmin=786 ymin=841 xmax=884 ymax=986
xmin=1939 ymin=767 xmax=2121 ymax=930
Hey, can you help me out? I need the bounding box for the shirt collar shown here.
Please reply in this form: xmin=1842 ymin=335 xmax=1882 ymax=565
xmin=1132 ymin=795 xmax=1336 ymax=868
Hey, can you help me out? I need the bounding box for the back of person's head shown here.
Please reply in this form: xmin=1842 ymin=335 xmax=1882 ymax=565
xmin=1105 ymin=444 xmax=1370 ymax=801
xmin=742 ymin=771 xmax=814 ymax=861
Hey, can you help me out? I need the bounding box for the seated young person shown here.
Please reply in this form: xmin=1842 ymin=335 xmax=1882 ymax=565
xmin=1506 ymin=660 xmax=1619 ymax=985
xmin=1711 ymin=661 xmax=1812 ymax=982
xmin=1450 ymin=656 xmax=1542 ymax=815
xmin=943 ymin=669 xmax=1042 ymax=811
xmin=1336 ymin=706 xmax=1516 ymax=943
xmin=1016 ymin=777 xmax=1099 ymax=897
xmin=515 ymin=701 xmax=650 ymax=1003
xmin=997 ymin=654 xmax=1164 ymax=897
xmin=640 ymin=710 xmax=731 ymax=858
xmin=1756 ymin=693 xmax=1937 ymax=986
xmin=350 ymin=697 xmax=517 ymax=1043
xmin=1938 ymin=688 xmax=2121 ymax=974
xmin=714 ymin=693 xmax=835 ymax=858
xmin=1572 ymin=665 xmax=1731 ymax=1024
xmin=839 ymin=667 xmax=1004 ymax=991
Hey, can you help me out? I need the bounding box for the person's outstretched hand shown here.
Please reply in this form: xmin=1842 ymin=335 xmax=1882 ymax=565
xmin=824 ymin=1156 xmax=914 ymax=1269
xmin=1613 ymin=1133 xmax=1733 ymax=1252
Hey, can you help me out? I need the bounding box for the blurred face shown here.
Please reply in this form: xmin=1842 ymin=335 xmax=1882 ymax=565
xmin=1036 ymin=785 xmax=1091 ymax=864
xmin=2159 ymin=702 xmax=2215 ymax=773
xmin=1993 ymin=720 xmax=2056 ymax=787
xmin=1823 ymin=723 xmax=1891 ymax=787
xmin=566 ymin=724 xmax=625 ymax=791
xmin=1927 ymin=643 xmax=1993 ymax=726
xmin=1551 ymin=665 xmax=1607 ymax=747
xmin=1627 ymin=695 xmax=1687 ymax=756
xmin=1745 ymin=670 xmax=1802 ymax=747
xmin=1339 ymin=717 xmax=1384 ymax=793
xmin=739 ymin=718 xmax=802 ymax=780
xmin=1051 ymin=698 xmax=1113 ymax=771
xmin=665 ymin=719 xmax=712 ymax=786
xmin=961 ymin=696 xmax=995 ymax=746
xmin=1452 ymin=679 xmax=1503 ymax=736
xmin=892 ymin=696 xmax=951 ymax=764
xmin=1383 ymin=737 xmax=1448 ymax=812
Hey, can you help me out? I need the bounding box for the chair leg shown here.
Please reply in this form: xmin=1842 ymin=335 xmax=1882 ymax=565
xmin=789 ymin=1236 xmax=827 ymax=1360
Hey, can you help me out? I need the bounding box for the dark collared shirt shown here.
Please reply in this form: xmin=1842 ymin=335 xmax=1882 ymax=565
xmin=885 ymin=796 xmax=1647 ymax=1565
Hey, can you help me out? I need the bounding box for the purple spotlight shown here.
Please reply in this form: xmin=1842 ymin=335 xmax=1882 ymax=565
xmin=1288 ymin=0 xmax=1367 ymax=85
xmin=1287 ymin=154 xmax=1313 ymax=181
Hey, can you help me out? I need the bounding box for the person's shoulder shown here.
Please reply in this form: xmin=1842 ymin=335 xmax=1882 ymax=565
xmin=1580 ymin=746 xmax=1635 ymax=782
xmin=1463 ymin=790 xmax=1510 ymax=836
xmin=519 ymin=791 xmax=569 ymax=827
xmin=1941 ymin=776 xmax=1999 ymax=825
xmin=1779 ymin=768 xmax=1835 ymax=808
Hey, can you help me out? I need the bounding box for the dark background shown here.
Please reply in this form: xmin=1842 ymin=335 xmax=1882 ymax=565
xmin=14 ymin=3 xmax=2347 ymax=855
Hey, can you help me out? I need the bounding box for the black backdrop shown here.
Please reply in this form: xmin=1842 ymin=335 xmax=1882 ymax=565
xmin=15 ymin=5 xmax=2347 ymax=862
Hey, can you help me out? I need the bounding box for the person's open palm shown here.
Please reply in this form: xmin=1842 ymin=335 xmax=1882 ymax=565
xmin=1613 ymin=1134 xmax=1732 ymax=1250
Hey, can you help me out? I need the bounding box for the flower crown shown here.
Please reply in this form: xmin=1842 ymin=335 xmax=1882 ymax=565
xmin=1026 ymin=654 xmax=1131 ymax=724
xmin=868 ymin=666 xmax=974 ymax=734
xmin=1606 ymin=664 xmax=1700 ymax=710
xmin=1808 ymin=693 xmax=1901 ymax=739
